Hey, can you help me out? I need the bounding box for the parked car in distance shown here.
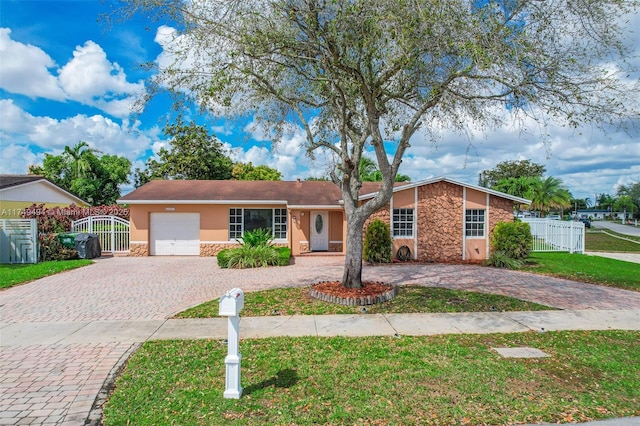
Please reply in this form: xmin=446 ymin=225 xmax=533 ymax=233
xmin=578 ymin=218 xmax=591 ymax=228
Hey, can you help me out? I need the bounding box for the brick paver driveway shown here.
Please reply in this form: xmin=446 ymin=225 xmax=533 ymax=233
xmin=2 ymin=256 xmax=640 ymax=424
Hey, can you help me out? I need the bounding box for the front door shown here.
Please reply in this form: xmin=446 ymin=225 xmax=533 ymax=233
xmin=310 ymin=210 xmax=329 ymax=251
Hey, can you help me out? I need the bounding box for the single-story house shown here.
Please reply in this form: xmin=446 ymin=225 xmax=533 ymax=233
xmin=575 ymin=209 xmax=625 ymax=220
xmin=118 ymin=177 xmax=529 ymax=263
xmin=0 ymin=175 xmax=88 ymax=219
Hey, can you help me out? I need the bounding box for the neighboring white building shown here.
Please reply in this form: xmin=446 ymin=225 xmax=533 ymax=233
xmin=575 ymin=209 xmax=623 ymax=220
xmin=0 ymin=175 xmax=88 ymax=219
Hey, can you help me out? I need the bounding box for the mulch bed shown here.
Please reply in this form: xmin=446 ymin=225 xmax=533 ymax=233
xmin=309 ymin=281 xmax=397 ymax=306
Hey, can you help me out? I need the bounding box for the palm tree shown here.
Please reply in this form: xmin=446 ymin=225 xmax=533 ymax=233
xmin=529 ymin=176 xmax=572 ymax=217
xmin=358 ymin=157 xmax=378 ymax=182
xmin=63 ymin=141 xmax=101 ymax=179
xmin=359 ymin=157 xmax=410 ymax=182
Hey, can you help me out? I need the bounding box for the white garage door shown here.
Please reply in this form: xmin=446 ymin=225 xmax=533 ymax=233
xmin=150 ymin=213 xmax=200 ymax=256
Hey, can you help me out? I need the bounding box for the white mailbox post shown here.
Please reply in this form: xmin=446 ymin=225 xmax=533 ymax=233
xmin=219 ymin=288 xmax=244 ymax=399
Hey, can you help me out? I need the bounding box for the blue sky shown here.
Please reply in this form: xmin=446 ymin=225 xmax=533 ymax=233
xmin=1 ymin=0 xmax=639 ymax=200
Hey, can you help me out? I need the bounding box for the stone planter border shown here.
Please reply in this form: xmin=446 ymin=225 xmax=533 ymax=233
xmin=309 ymin=283 xmax=397 ymax=306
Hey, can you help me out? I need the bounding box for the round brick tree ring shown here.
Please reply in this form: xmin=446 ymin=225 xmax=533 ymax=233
xmin=309 ymin=281 xmax=397 ymax=306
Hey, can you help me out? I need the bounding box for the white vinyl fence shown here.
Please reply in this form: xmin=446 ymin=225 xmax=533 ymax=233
xmin=523 ymin=219 xmax=585 ymax=254
xmin=1 ymin=219 xmax=38 ymax=263
xmin=72 ymin=216 xmax=130 ymax=253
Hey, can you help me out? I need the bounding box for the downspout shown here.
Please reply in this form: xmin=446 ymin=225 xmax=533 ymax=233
xmin=486 ymin=193 xmax=490 ymax=259
xmin=414 ymin=186 xmax=418 ymax=259
xmin=462 ymin=187 xmax=467 ymax=261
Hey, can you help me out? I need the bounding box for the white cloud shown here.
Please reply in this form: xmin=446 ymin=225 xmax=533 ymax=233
xmin=0 ymin=28 xmax=65 ymax=100
xmin=57 ymin=41 xmax=145 ymax=118
xmin=0 ymin=100 xmax=161 ymax=174
xmin=0 ymin=29 xmax=144 ymax=119
xmin=0 ymin=143 xmax=40 ymax=174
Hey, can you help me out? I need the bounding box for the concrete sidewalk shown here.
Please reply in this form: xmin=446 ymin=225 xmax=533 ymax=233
xmin=2 ymin=311 xmax=640 ymax=426
xmin=587 ymin=251 xmax=640 ymax=264
xmin=3 ymin=310 xmax=639 ymax=426
xmin=2 ymin=309 xmax=639 ymax=346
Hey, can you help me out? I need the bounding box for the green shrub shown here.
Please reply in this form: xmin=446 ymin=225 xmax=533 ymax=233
xmin=217 ymin=246 xmax=289 ymax=269
xmin=39 ymin=234 xmax=78 ymax=261
xmin=364 ymin=218 xmax=392 ymax=263
xmin=485 ymin=251 xmax=524 ymax=269
xmin=238 ymin=228 xmax=274 ymax=248
xmin=217 ymin=249 xmax=231 ymax=268
xmin=276 ymin=247 xmax=291 ymax=266
xmin=491 ymin=221 xmax=533 ymax=261
xmin=226 ymin=245 xmax=279 ymax=269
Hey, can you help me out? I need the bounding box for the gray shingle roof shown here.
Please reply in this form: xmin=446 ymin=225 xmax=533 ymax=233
xmin=118 ymin=180 xmax=352 ymax=206
xmin=0 ymin=175 xmax=46 ymax=190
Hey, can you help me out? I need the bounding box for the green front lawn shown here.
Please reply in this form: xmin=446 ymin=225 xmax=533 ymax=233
xmin=586 ymin=230 xmax=640 ymax=252
xmin=176 ymin=285 xmax=554 ymax=318
xmin=103 ymin=330 xmax=640 ymax=426
xmin=521 ymin=253 xmax=640 ymax=291
xmin=0 ymin=260 xmax=93 ymax=289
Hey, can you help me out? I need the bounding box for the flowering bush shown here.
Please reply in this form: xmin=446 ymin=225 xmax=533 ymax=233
xmin=38 ymin=234 xmax=78 ymax=261
xmin=20 ymin=203 xmax=129 ymax=233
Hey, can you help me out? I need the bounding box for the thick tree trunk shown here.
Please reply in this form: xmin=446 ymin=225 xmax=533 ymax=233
xmin=341 ymin=211 xmax=366 ymax=288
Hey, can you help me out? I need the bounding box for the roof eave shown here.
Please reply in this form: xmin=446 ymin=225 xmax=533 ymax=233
xmin=117 ymin=199 xmax=289 ymax=205
xmin=287 ymin=204 xmax=344 ymax=209
xmin=1 ymin=178 xmax=89 ymax=206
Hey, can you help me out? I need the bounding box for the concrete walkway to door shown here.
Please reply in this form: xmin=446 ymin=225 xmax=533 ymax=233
xmin=1 ymin=256 xmax=640 ymax=425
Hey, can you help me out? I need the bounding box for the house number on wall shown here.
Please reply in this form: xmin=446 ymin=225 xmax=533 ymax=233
xmin=315 ymin=214 xmax=323 ymax=233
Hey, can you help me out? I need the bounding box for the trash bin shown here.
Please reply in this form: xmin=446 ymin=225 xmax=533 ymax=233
xmin=57 ymin=233 xmax=78 ymax=249
xmin=74 ymin=233 xmax=102 ymax=259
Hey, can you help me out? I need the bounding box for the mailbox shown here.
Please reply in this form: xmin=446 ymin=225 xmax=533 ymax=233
xmin=219 ymin=288 xmax=244 ymax=316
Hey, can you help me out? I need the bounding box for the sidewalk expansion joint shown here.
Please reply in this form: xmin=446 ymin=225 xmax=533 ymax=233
xmin=146 ymin=319 xmax=170 ymax=341
xmin=382 ymin=314 xmax=400 ymax=337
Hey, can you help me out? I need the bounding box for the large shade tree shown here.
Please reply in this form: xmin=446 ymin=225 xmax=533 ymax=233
xmin=232 ymin=162 xmax=283 ymax=181
xmin=479 ymin=160 xmax=546 ymax=189
xmin=29 ymin=143 xmax=131 ymax=206
xmin=118 ymin=0 xmax=639 ymax=288
xmin=134 ymin=118 xmax=234 ymax=186
xmin=617 ymin=181 xmax=640 ymax=218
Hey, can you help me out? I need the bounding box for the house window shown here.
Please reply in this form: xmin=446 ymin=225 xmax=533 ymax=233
xmin=229 ymin=208 xmax=243 ymax=239
xmin=392 ymin=208 xmax=414 ymax=237
xmin=273 ymin=208 xmax=287 ymax=239
xmin=465 ymin=209 xmax=485 ymax=237
xmin=228 ymin=208 xmax=287 ymax=240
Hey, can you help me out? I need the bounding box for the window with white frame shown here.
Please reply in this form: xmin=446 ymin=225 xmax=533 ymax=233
xmin=465 ymin=209 xmax=485 ymax=237
xmin=392 ymin=208 xmax=414 ymax=237
xmin=228 ymin=208 xmax=288 ymax=240
xmin=229 ymin=208 xmax=243 ymax=239
xmin=273 ymin=208 xmax=287 ymax=239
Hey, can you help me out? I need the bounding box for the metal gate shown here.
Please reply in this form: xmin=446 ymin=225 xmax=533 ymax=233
xmin=72 ymin=216 xmax=130 ymax=254
xmin=0 ymin=219 xmax=38 ymax=264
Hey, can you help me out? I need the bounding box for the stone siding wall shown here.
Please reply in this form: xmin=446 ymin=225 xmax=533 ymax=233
xmin=329 ymin=242 xmax=343 ymax=252
xmin=129 ymin=243 xmax=149 ymax=257
xmin=416 ymin=181 xmax=464 ymax=262
xmin=199 ymin=242 xmax=288 ymax=256
xmin=200 ymin=243 xmax=240 ymax=256
xmin=363 ymin=203 xmax=391 ymax=238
